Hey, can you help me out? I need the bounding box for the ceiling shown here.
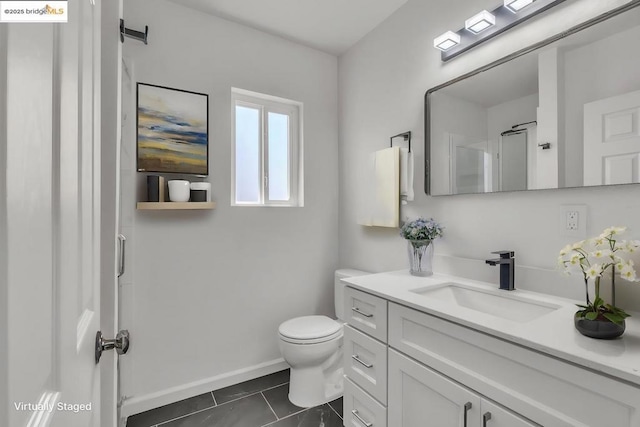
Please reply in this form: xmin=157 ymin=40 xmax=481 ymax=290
xmin=168 ymin=0 xmax=409 ymax=55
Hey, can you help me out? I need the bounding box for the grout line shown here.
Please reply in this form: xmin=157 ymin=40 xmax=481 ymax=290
xmin=211 ymin=391 xmax=217 ymax=406
xmin=259 ymin=406 xmax=309 ymax=427
xmin=213 ymin=381 xmax=289 ymax=407
xmin=261 ymin=392 xmax=279 ymax=421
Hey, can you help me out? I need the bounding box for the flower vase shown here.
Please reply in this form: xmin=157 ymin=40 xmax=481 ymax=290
xmin=407 ymin=239 xmax=434 ymax=277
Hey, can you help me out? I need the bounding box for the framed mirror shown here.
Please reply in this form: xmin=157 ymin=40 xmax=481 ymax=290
xmin=425 ymin=2 xmax=640 ymax=196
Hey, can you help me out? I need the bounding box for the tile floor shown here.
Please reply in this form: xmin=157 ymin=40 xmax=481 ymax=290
xmin=126 ymin=370 xmax=343 ymax=427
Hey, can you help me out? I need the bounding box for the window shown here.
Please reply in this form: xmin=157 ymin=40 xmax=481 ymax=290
xmin=232 ymin=88 xmax=303 ymax=206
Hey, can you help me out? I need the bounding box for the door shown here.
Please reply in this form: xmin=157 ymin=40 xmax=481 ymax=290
xmin=388 ymin=349 xmax=481 ymax=427
xmin=584 ymin=90 xmax=640 ymax=186
xmin=449 ymin=134 xmax=491 ymax=194
xmin=2 ymin=0 xmax=109 ymax=425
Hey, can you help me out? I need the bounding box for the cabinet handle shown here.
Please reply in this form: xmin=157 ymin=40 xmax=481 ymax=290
xmin=352 ymin=307 xmax=373 ymax=318
xmin=463 ymin=402 xmax=472 ymax=427
xmin=352 ymin=409 xmax=373 ymax=427
xmin=483 ymin=411 xmax=492 ymax=427
xmin=352 ymin=354 xmax=373 ymax=368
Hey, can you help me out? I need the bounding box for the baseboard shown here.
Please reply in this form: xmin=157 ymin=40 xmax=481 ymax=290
xmin=120 ymin=358 xmax=288 ymax=420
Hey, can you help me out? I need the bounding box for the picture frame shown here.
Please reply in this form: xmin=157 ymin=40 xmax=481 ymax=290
xmin=136 ymin=83 xmax=209 ymax=175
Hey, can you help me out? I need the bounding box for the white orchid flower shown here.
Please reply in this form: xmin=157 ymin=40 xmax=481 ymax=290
xmin=625 ymin=240 xmax=640 ymax=253
xmin=571 ymin=240 xmax=585 ymax=250
xmin=603 ymin=226 xmax=627 ymax=236
xmin=585 ymin=264 xmax=602 ymax=279
xmin=620 ymin=265 xmax=638 ymax=282
xmin=591 ymin=237 xmax=606 ymax=246
xmin=591 ymin=249 xmax=612 ymax=258
xmin=559 ymin=244 xmax=572 ymax=257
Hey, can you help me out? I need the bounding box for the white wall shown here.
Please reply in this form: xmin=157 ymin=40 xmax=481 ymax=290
xmin=121 ymin=0 xmax=339 ymax=413
xmin=563 ymin=24 xmax=640 ymax=187
xmin=339 ymin=0 xmax=640 ymax=310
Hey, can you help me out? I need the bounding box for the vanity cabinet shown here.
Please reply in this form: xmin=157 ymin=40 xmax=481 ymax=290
xmin=343 ymin=285 xmax=640 ymax=427
xmin=388 ymin=349 xmax=537 ymax=427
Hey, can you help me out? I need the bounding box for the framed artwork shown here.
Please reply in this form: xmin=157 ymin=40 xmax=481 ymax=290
xmin=137 ymin=83 xmax=209 ymax=175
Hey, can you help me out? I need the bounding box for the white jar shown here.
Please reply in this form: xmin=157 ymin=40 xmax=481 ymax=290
xmin=168 ymin=180 xmax=190 ymax=202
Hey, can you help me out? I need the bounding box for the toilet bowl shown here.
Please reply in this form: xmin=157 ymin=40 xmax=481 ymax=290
xmin=278 ymin=269 xmax=369 ymax=408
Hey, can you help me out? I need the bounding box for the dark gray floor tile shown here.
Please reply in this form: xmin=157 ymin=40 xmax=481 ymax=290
xmin=160 ymin=393 xmax=277 ymax=427
xmin=265 ymin=404 xmax=342 ymax=427
xmin=262 ymin=384 xmax=304 ymax=419
xmin=328 ymin=397 xmax=342 ymax=418
xmin=213 ymin=369 xmax=290 ymax=404
xmin=127 ymin=393 xmax=215 ymax=427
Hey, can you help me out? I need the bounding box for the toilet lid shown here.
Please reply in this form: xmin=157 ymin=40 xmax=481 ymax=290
xmin=278 ymin=315 xmax=342 ymax=341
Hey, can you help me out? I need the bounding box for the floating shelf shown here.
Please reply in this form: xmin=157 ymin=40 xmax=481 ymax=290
xmin=137 ymin=202 xmax=216 ymax=210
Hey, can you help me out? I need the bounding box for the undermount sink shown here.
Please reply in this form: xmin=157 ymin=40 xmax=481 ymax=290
xmin=410 ymin=282 xmax=560 ymax=323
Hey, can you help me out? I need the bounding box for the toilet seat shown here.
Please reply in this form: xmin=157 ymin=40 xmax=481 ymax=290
xmin=279 ymin=315 xmax=342 ymax=344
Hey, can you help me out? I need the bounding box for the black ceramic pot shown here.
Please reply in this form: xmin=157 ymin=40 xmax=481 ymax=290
xmin=574 ymin=313 xmax=625 ymax=339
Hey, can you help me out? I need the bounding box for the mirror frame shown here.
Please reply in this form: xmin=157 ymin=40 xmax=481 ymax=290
xmin=424 ymin=0 xmax=640 ymax=195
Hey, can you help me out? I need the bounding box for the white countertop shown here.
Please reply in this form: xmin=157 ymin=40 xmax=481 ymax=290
xmin=344 ymin=270 xmax=640 ymax=387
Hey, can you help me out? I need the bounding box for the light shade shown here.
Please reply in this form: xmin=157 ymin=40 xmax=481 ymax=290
xmin=504 ymin=0 xmax=535 ymax=13
xmin=465 ymin=10 xmax=496 ymax=34
xmin=433 ymin=31 xmax=461 ymax=51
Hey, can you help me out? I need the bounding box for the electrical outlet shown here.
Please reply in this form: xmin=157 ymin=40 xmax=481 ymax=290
xmin=566 ymin=211 xmax=579 ymax=230
xmin=561 ymin=205 xmax=587 ymax=238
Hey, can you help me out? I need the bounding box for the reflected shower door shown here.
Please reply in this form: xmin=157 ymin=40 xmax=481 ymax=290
xmin=500 ymin=131 xmax=528 ymax=191
xmin=450 ymin=134 xmax=491 ymax=194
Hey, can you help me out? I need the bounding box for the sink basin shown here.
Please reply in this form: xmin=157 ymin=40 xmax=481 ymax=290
xmin=410 ymin=282 xmax=560 ymax=323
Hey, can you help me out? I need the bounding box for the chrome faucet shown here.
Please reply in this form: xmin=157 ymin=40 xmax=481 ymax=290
xmin=485 ymin=251 xmax=515 ymax=291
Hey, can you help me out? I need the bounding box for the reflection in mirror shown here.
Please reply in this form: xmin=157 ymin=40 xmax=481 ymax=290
xmin=426 ymin=3 xmax=640 ymax=196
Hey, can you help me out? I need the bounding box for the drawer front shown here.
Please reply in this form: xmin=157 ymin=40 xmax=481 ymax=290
xmin=344 ymin=325 xmax=387 ymax=404
xmin=388 ymin=302 xmax=640 ymax=427
xmin=344 ymin=287 xmax=388 ymax=342
xmin=344 ymin=378 xmax=387 ymax=427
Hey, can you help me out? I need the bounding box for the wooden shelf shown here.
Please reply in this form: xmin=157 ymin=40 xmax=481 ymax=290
xmin=137 ymin=202 xmax=216 ymax=210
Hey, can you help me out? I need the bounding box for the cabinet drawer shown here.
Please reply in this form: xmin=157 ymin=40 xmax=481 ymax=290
xmin=344 ymin=325 xmax=387 ymax=404
xmin=344 ymin=287 xmax=387 ymax=342
xmin=344 ymin=378 xmax=387 ymax=427
xmin=388 ymin=302 xmax=640 ymax=427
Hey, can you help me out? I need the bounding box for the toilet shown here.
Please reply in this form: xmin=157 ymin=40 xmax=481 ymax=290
xmin=278 ymin=269 xmax=369 ymax=408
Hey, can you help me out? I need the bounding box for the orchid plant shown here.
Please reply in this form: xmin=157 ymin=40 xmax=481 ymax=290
xmin=558 ymin=227 xmax=640 ymax=325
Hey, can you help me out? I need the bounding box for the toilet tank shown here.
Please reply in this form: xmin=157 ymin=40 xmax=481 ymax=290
xmin=335 ymin=269 xmax=370 ymax=321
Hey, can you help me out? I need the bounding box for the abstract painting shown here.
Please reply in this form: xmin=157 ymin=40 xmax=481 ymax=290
xmin=137 ymin=83 xmax=208 ymax=175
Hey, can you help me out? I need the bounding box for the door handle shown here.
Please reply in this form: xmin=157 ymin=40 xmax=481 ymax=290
xmin=95 ymin=330 xmax=130 ymax=363
xmin=117 ymin=234 xmax=126 ymax=278
xmin=463 ymin=402 xmax=472 ymax=427
xmin=483 ymin=411 xmax=492 ymax=427
xmin=351 ymin=409 xmax=373 ymax=427
xmin=351 ymin=307 xmax=373 ymax=318
xmin=352 ymin=354 xmax=373 ymax=368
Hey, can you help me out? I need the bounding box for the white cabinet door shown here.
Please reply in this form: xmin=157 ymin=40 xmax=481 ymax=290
xmin=480 ymin=400 xmax=539 ymax=427
xmin=388 ymin=349 xmax=481 ymax=427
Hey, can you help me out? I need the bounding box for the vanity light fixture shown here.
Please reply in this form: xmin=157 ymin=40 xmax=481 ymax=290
xmin=435 ymin=0 xmax=566 ymax=61
xmin=433 ymin=31 xmax=461 ymax=51
xmin=504 ymin=0 xmax=536 ymax=13
xmin=465 ymin=10 xmax=496 ymax=34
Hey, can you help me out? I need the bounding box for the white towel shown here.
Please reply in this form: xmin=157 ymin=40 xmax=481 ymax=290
xmin=358 ymin=147 xmax=400 ymax=227
xmin=400 ymin=147 xmax=414 ymax=202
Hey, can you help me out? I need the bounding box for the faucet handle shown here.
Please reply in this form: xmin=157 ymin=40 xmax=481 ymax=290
xmin=491 ymin=250 xmax=514 ymax=259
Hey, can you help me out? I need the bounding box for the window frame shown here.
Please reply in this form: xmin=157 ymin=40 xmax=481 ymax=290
xmin=231 ymin=89 xmax=303 ymax=207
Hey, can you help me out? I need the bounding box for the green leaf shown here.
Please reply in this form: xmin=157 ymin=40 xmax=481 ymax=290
xmin=575 ymin=304 xmax=590 ymax=309
xmin=603 ymin=313 xmax=625 ymax=325
xmin=593 ymin=297 xmax=604 ymax=308
xmin=585 ymin=312 xmax=598 ymax=321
